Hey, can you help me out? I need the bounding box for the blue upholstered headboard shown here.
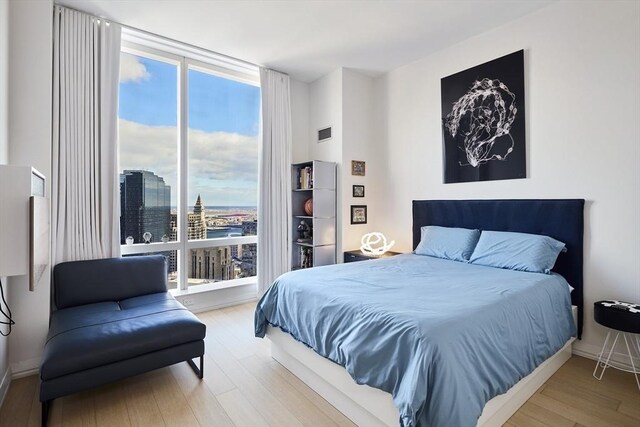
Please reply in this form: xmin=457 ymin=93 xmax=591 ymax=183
xmin=412 ymin=199 xmax=585 ymax=339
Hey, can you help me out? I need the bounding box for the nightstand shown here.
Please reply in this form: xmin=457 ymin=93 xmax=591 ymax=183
xmin=343 ymin=250 xmax=402 ymax=263
xmin=592 ymin=300 xmax=640 ymax=391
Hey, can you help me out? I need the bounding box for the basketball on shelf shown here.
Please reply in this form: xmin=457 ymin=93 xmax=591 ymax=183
xmin=304 ymin=198 xmax=313 ymax=216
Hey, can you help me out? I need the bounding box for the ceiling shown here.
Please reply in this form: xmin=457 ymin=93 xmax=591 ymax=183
xmin=56 ymin=0 xmax=554 ymax=82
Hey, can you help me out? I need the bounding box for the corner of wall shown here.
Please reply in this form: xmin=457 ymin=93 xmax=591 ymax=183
xmin=307 ymin=69 xmax=345 ymax=255
xmin=7 ymin=0 xmax=53 ymax=378
xmin=0 ymin=0 xmax=12 ymax=399
xmin=290 ymin=78 xmax=310 ymax=163
xmin=303 ymin=68 xmax=385 ymax=257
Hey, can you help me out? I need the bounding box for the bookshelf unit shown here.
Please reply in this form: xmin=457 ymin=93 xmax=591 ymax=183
xmin=291 ymin=160 xmax=336 ymax=270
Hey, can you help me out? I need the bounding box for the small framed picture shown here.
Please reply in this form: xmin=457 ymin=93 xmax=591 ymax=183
xmin=352 ymin=185 xmax=365 ymax=198
xmin=351 ymin=160 xmax=365 ymax=176
xmin=350 ymin=205 xmax=367 ymax=224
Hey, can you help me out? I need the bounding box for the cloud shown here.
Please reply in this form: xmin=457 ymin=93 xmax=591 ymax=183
xmin=119 ymin=119 xmax=258 ymax=206
xmin=120 ymin=53 xmax=150 ymax=83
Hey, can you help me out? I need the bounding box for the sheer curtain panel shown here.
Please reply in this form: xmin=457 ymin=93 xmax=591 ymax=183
xmin=257 ymin=68 xmax=292 ymax=295
xmin=52 ymin=6 xmax=122 ymax=263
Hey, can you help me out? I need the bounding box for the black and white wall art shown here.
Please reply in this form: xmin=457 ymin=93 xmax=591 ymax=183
xmin=441 ymin=50 xmax=526 ymax=183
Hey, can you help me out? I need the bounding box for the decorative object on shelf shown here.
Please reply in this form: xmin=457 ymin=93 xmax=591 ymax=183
xmin=296 ymin=220 xmax=312 ymax=242
xmin=360 ymin=232 xmax=395 ymax=256
xmin=297 ymin=166 xmax=313 ymax=189
xmin=304 ymin=198 xmax=313 ymax=215
xmin=300 ymin=246 xmax=313 ymax=269
xmin=142 ymin=232 xmax=152 ymax=244
xmin=351 ymin=160 xmax=365 ymax=176
xmin=442 ymin=50 xmax=526 ymax=184
xmin=161 ymin=234 xmax=169 ymax=243
xmin=125 ymin=236 xmax=134 ymax=245
xmin=350 ymin=205 xmax=367 ymax=224
xmin=352 ymin=185 xmax=365 ymax=198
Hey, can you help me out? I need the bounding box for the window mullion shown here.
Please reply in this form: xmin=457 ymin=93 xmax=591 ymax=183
xmin=178 ymin=56 xmax=189 ymax=291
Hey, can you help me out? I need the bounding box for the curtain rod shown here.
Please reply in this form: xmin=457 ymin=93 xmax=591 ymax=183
xmin=53 ymin=3 xmax=285 ymax=75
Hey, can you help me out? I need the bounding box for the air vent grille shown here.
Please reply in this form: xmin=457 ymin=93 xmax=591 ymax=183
xmin=318 ymin=126 xmax=332 ymax=142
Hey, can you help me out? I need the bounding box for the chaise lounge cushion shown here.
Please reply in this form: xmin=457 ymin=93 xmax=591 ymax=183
xmin=41 ymin=292 xmax=205 ymax=381
xmin=53 ymin=256 xmax=169 ymax=309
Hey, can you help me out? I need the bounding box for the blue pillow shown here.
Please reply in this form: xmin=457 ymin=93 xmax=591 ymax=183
xmin=414 ymin=226 xmax=480 ymax=262
xmin=469 ymin=231 xmax=566 ymax=274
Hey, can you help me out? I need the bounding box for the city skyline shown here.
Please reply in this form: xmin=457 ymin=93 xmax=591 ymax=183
xmin=120 ymin=171 xmax=257 ymax=288
xmin=120 ymin=169 xmax=257 ymax=245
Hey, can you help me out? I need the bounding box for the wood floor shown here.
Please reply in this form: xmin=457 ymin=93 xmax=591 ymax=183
xmin=1 ymin=302 xmax=638 ymax=427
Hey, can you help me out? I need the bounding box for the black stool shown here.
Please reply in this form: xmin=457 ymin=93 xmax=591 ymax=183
xmin=593 ymin=300 xmax=640 ymax=391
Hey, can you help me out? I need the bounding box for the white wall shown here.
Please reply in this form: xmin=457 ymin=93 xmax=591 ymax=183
xmin=375 ymin=1 xmax=640 ymax=361
xmin=7 ymin=0 xmax=53 ymax=376
xmin=308 ymin=69 xmax=343 ymax=164
xmin=0 ymin=0 xmax=11 ymax=402
xmin=290 ymin=78 xmax=310 ymax=163
xmin=305 ymin=68 xmax=387 ymax=257
xmin=341 ymin=69 xmax=384 ymax=252
xmin=308 ymin=69 xmax=344 ymax=254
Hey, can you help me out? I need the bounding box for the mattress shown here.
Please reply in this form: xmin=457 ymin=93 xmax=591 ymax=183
xmin=255 ymin=254 xmax=575 ymax=426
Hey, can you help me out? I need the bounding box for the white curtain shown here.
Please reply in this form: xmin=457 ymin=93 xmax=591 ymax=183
xmin=52 ymin=6 xmax=122 ymax=264
xmin=258 ymin=68 xmax=292 ymax=295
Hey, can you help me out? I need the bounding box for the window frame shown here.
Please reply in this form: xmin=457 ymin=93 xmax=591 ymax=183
xmin=119 ymin=33 xmax=260 ymax=293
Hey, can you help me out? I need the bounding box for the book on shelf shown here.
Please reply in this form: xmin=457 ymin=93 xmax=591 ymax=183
xmin=297 ymin=166 xmax=313 ymax=190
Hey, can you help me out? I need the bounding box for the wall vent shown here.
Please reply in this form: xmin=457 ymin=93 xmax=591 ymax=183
xmin=317 ymin=126 xmax=332 ymax=143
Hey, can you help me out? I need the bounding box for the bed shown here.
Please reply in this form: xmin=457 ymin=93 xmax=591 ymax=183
xmin=255 ymin=199 xmax=584 ymax=426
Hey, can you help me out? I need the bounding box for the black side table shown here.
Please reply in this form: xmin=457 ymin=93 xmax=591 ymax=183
xmin=593 ymin=300 xmax=640 ymax=391
xmin=343 ymin=250 xmax=401 ymax=263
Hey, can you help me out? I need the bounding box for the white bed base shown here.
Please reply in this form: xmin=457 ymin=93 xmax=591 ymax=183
xmin=267 ymin=306 xmax=578 ymax=427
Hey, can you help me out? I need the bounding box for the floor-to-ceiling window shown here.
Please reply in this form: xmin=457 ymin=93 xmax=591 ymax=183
xmin=118 ymin=32 xmax=260 ymax=292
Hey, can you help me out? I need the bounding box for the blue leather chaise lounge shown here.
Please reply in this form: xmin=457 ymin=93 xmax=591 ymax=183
xmin=40 ymin=255 xmax=206 ymax=425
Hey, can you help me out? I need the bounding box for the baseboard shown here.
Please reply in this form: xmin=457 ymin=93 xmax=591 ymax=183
xmin=10 ymin=356 xmax=40 ymax=379
xmin=0 ymin=366 xmax=11 ymax=409
xmin=572 ymin=341 xmax=639 ymax=371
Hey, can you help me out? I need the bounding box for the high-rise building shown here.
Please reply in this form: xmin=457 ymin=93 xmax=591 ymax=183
xmin=169 ymin=213 xmax=178 ymax=273
xmin=238 ymin=220 xmax=257 ymax=277
xmin=171 ymin=194 xmax=233 ymax=282
xmin=164 ymin=195 xmax=256 ymax=283
xmin=120 ymin=170 xmax=171 ymax=244
xmin=169 ymin=194 xmax=207 ymax=244
xmin=188 ymin=195 xmax=207 ymax=240
xmin=189 ymin=246 xmax=233 ymax=282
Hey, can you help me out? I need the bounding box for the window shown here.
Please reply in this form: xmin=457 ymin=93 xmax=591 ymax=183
xmin=118 ymin=33 xmax=260 ymax=292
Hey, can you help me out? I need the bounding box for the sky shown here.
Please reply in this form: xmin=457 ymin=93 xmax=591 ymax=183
xmin=119 ymin=53 xmax=260 ymax=207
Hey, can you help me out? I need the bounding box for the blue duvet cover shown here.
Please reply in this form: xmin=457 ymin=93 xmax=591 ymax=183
xmin=255 ymin=254 xmax=575 ymax=427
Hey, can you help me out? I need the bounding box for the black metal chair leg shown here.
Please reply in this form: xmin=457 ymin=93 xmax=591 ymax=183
xmin=42 ymin=400 xmax=51 ymax=427
xmin=187 ymin=356 xmax=204 ymax=379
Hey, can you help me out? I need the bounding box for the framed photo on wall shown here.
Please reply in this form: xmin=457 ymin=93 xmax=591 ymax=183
xmin=350 ymin=205 xmax=367 ymax=224
xmin=352 ymin=185 xmax=365 ymax=198
xmin=351 ymin=160 xmax=365 ymax=176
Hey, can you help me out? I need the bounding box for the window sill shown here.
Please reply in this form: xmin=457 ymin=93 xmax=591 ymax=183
xmin=171 ymin=277 xmax=258 ymax=313
xmin=170 ymin=277 xmax=257 ymax=297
